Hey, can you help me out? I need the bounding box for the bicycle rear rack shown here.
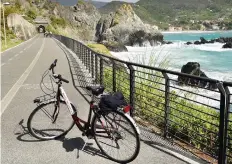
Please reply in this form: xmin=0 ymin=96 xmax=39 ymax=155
xmin=33 ymin=93 xmax=57 ymax=105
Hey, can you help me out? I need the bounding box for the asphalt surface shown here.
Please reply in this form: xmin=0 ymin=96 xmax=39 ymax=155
xmin=1 ymin=35 xmax=191 ymax=164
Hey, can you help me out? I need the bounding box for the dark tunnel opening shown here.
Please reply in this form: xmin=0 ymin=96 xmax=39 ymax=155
xmin=37 ymin=25 xmax=45 ymax=33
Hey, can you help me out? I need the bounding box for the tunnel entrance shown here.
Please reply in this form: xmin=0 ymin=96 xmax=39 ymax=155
xmin=37 ymin=25 xmax=45 ymax=33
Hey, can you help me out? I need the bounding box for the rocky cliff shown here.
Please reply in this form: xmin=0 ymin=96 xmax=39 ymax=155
xmin=52 ymin=1 xmax=101 ymax=41
xmin=7 ymin=13 xmax=36 ymax=40
xmin=95 ymin=4 xmax=163 ymax=47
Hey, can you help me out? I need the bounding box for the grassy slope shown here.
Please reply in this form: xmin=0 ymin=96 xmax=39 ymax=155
xmin=87 ymin=44 xmax=112 ymax=56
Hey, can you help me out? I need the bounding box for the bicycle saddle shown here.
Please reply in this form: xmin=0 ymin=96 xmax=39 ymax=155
xmin=86 ymin=85 xmax=105 ymax=96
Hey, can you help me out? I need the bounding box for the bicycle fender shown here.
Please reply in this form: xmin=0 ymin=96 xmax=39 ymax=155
xmin=124 ymin=113 xmax=140 ymax=135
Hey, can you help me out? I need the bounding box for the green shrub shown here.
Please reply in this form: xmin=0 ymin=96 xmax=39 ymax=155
xmin=87 ymin=44 xmax=112 ymax=56
xmin=3 ymin=6 xmax=22 ymax=18
xmin=50 ymin=16 xmax=67 ymax=28
xmin=26 ymin=9 xmax=37 ymax=20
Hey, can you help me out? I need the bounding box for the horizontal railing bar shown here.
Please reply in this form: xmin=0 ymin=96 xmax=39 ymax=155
xmin=135 ymin=93 xmax=166 ymax=106
xmin=168 ymin=92 xmax=220 ymax=110
xmin=168 ymin=111 xmax=218 ymax=136
xmin=166 ymin=123 xmax=219 ymax=150
xmin=169 ymin=100 xmax=218 ymax=118
xmin=169 ymin=78 xmax=221 ymax=93
xmin=170 ymin=85 xmax=220 ymax=102
xmin=135 ymin=70 xmax=164 ymax=78
xmin=135 ymin=87 xmax=166 ymax=99
xmin=134 ymin=75 xmax=165 ymax=86
xmin=169 ymin=100 xmax=219 ymax=118
xmin=135 ymin=81 xmax=165 ymax=93
xmin=134 ymin=100 xmax=165 ymax=113
xmin=135 ymin=102 xmax=165 ymax=117
xmin=167 ymin=130 xmax=218 ymax=156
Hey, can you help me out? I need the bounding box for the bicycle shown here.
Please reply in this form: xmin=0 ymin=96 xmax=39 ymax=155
xmin=27 ymin=59 xmax=141 ymax=163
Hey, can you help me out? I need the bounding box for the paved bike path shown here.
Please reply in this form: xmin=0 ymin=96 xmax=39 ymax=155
xmin=1 ymin=36 xmax=191 ymax=164
xmin=1 ymin=35 xmax=40 ymax=98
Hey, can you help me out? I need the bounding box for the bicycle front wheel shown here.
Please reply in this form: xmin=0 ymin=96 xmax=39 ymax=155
xmin=27 ymin=101 xmax=75 ymax=140
xmin=92 ymin=110 xmax=140 ymax=163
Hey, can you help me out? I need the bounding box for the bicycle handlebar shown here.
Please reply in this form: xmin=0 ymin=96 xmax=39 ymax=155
xmin=49 ymin=59 xmax=69 ymax=83
xmin=49 ymin=59 xmax=57 ymax=74
xmin=54 ymin=74 xmax=69 ymax=83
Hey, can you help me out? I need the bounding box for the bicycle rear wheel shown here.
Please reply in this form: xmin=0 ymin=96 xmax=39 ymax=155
xmin=27 ymin=101 xmax=75 ymax=140
xmin=92 ymin=110 xmax=140 ymax=163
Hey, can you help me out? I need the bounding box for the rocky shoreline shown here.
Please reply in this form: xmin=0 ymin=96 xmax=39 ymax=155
xmin=185 ymin=37 xmax=232 ymax=48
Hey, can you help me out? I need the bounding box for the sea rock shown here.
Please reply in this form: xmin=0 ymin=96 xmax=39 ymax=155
xmin=200 ymin=37 xmax=208 ymax=44
xmin=185 ymin=42 xmax=192 ymax=45
xmin=194 ymin=41 xmax=201 ymax=45
xmin=7 ymin=13 xmax=36 ymax=40
xmin=178 ymin=62 xmax=217 ymax=90
xmin=208 ymin=40 xmax=215 ymax=43
xmin=222 ymin=42 xmax=232 ymax=48
xmin=162 ymin=41 xmax=173 ymax=44
xmin=95 ymin=4 xmax=163 ymax=48
xmin=186 ymin=37 xmax=232 ymax=45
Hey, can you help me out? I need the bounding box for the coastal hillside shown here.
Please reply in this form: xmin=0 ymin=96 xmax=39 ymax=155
xmin=52 ymin=0 xmax=108 ymax=8
xmin=99 ymin=1 xmax=129 ymax=15
xmin=99 ymin=0 xmax=232 ymax=30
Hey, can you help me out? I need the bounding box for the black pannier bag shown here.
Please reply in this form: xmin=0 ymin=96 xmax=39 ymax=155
xmin=99 ymin=92 xmax=127 ymax=110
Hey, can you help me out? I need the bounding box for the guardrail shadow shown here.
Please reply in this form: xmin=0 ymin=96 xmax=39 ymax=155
xmin=53 ymin=39 xmax=96 ymax=104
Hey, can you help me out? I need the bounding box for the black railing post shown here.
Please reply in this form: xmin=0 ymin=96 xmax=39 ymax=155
xmin=85 ymin=47 xmax=88 ymax=67
xmin=78 ymin=43 xmax=81 ymax=58
xmin=79 ymin=43 xmax=83 ymax=60
xmin=217 ymin=82 xmax=226 ymax=164
xmin=99 ymin=57 xmax=103 ymax=85
xmin=95 ymin=55 xmax=98 ymax=83
xmin=162 ymin=72 xmax=170 ymax=138
xmin=128 ymin=64 xmax=135 ymax=117
xmin=91 ymin=52 xmax=94 ymax=78
xmin=223 ymin=86 xmax=230 ymax=164
xmin=112 ymin=61 xmax=116 ymax=92
xmin=72 ymin=39 xmax=74 ymax=52
xmin=88 ymin=50 xmax=91 ymax=72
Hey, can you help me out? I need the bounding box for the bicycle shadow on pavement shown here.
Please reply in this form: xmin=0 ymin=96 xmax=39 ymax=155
xmin=14 ymin=119 xmax=45 ymax=142
xmin=14 ymin=119 xmax=111 ymax=161
xmin=59 ymin=137 xmax=109 ymax=160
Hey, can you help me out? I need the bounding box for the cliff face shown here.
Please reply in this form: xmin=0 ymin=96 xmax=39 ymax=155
xmin=96 ymin=4 xmax=163 ymax=46
xmin=52 ymin=1 xmax=101 ymax=41
xmin=7 ymin=13 xmax=36 ymax=40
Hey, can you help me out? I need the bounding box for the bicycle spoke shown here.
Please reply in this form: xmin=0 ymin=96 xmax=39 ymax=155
xmin=93 ymin=110 xmax=140 ymax=163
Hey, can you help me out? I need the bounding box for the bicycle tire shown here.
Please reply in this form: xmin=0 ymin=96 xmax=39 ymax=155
xmin=27 ymin=100 xmax=75 ymax=140
xmin=92 ymin=110 xmax=140 ymax=163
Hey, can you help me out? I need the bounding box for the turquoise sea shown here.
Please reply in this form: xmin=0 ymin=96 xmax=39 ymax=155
xmin=163 ymin=31 xmax=232 ymax=82
xmin=112 ymin=31 xmax=232 ymax=82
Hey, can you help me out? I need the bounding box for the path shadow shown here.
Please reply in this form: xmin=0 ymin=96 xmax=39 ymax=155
xmin=14 ymin=119 xmax=44 ymax=142
xmin=15 ymin=119 xmax=113 ymax=162
xmin=53 ymin=38 xmax=100 ymax=104
xmin=58 ymin=137 xmax=108 ymax=160
xmin=138 ymin=125 xmax=209 ymax=164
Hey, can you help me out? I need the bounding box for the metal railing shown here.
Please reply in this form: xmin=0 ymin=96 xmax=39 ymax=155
xmin=52 ymin=34 xmax=232 ymax=164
